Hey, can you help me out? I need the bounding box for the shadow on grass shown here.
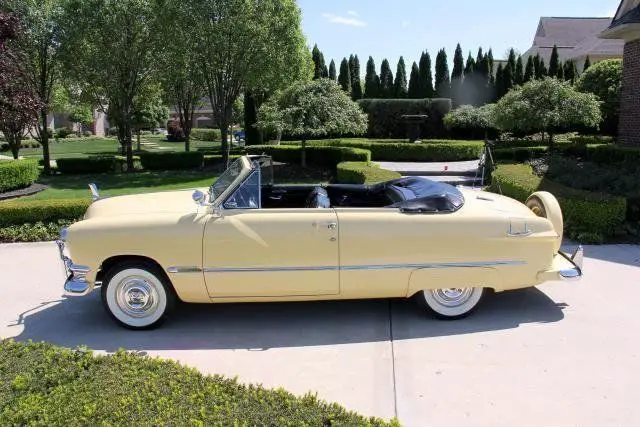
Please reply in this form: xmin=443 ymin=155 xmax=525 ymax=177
xmin=10 ymin=287 xmax=565 ymax=352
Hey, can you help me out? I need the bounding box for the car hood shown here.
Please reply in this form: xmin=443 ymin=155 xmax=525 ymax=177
xmin=83 ymin=189 xmax=205 ymax=219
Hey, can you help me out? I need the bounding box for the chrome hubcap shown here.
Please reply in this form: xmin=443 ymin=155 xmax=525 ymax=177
xmin=430 ymin=288 xmax=473 ymax=307
xmin=116 ymin=277 xmax=158 ymax=318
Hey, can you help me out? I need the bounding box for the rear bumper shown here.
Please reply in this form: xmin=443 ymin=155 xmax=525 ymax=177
xmin=56 ymin=237 xmax=94 ymax=297
xmin=537 ymin=246 xmax=583 ymax=282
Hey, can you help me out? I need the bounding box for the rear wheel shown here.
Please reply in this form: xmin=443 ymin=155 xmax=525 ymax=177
xmin=101 ymin=261 xmax=175 ymax=330
xmin=418 ymin=287 xmax=484 ymax=319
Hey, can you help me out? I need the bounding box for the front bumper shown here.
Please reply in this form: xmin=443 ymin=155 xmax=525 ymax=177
xmin=537 ymin=245 xmax=583 ymax=282
xmin=56 ymin=237 xmax=94 ymax=297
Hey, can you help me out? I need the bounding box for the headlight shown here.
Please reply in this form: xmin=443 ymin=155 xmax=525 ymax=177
xmin=59 ymin=227 xmax=69 ymax=241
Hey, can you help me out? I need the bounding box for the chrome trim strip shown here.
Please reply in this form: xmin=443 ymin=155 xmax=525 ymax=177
xmin=202 ymin=260 xmax=525 ymax=274
xmin=167 ymin=266 xmax=203 ymax=274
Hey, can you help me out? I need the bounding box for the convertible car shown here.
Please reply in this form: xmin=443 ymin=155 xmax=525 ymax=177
xmin=57 ymin=155 xmax=582 ymax=329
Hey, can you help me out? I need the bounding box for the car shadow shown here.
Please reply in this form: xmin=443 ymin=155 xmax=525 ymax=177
xmin=9 ymin=287 xmax=566 ymax=352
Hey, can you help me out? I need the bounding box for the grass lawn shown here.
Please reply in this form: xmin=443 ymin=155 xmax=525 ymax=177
xmin=18 ymin=136 xmax=220 ymax=160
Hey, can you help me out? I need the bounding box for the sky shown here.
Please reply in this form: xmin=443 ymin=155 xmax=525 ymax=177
xmin=298 ymin=0 xmax=621 ymax=74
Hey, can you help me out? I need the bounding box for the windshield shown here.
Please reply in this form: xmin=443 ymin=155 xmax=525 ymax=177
xmin=210 ymin=159 xmax=244 ymax=200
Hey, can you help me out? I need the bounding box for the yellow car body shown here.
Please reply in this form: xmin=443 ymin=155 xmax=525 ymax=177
xmin=58 ymin=155 xmax=582 ymax=329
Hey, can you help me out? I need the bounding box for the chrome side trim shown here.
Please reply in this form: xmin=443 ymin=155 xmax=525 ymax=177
xmin=202 ymin=260 xmax=526 ymax=274
xmin=167 ymin=266 xmax=203 ymax=274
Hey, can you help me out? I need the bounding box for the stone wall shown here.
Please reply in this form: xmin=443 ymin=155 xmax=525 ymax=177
xmin=619 ymin=38 xmax=640 ymax=144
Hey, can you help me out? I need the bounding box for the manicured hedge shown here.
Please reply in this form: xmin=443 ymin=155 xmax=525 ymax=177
xmin=245 ymin=145 xmax=371 ymax=167
xmin=139 ymin=152 xmax=204 ymax=170
xmin=555 ymin=144 xmax=640 ymax=165
xmin=284 ymin=140 xmax=482 ymax=162
xmin=0 ymin=160 xmax=40 ymax=193
xmin=113 ymin=155 xmax=142 ymax=172
xmin=191 ymin=128 xmax=222 ymax=141
xmin=56 ymin=156 xmax=116 ymax=174
xmin=358 ymin=98 xmax=452 ymax=139
xmin=0 ymin=219 xmax=75 ymax=243
xmin=0 ymin=199 xmax=90 ymax=227
xmin=0 ymin=340 xmax=389 ymax=426
xmin=336 ymin=162 xmax=402 ymax=184
xmin=489 ymin=164 xmax=626 ymax=241
xmin=492 ymin=147 xmax=548 ymax=162
xmin=203 ymin=154 xmax=243 ymax=167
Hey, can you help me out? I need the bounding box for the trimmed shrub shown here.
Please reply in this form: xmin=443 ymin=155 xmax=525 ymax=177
xmin=0 ymin=143 xmax=9 ymax=152
xmin=191 ymin=128 xmax=222 ymax=141
xmin=489 ymin=164 xmax=626 ymax=241
xmin=283 ymin=140 xmax=481 ymax=162
xmin=0 ymin=340 xmax=389 ymax=426
xmin=245 ymin=145 xmax=371 ymax=168
xmin=336 ymin=162 xmax=402 ymax=184
xmin=0 ymin=160 xmax=40 ymax=193
xmin=56 ymin=156 xmax=116 ymax=174
xmin=492 ymin=147 xmax=548 ymax=162
xmin=83 ymin=130 xmax=94 ymax=137
xmin=113 ymin=155 xmax=142 ymax=172
xmin=358 ymin=98 xmax=452 ymax=139
xmin=0 ymin=219 xmax=75 ymax=243
xmin=554 ymin=144 xmax=640 ymax=165
xmin=139 ymin=152 xmax=204 ymax=170
xmin=568 ymin=135 xmax=614 ymax=145
xmin=203 ymin=154 xmax=243 ymax=167
xmin=0 ymin=199 xmax=90 ymax=227
xmin=54 ymin=127 xmax=74 ymax=139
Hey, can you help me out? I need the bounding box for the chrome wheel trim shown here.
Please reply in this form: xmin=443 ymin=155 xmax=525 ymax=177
xmin=422 ymin=287 xmax=483 ymax=317
xmin=106 ymin=268 xmax=167 ymax=328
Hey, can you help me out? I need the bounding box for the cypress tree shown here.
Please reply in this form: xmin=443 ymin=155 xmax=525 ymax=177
xmin=461 ymin=53 xmax=476 ymax=105
xmin=475 ymin=47 xmax=484 ymax=72
xmin=478 ymin=53 xmax=491 ymax=104
xmin=351 ymin=55 xmax=362 ymax=100
xmin=434 ymin=48 xmax=450 ymax=98
xmin=495 ymin=63 xmax=505 ymax=100
xmin=329 ymin=59 xmax=337 ymax=81
xmin=504 ymin=48 xmax=516 ymax=92
xmin=418 ymin=51 xmax=434 ymax=97
xmin=322 ymin=64 xmax=328 ymax=78
xmin=533 ymin=54 xmax=541 ymax=79
xmin=394 ymin=56 xmax=408 ymax=98
xmin=364 ymin=56 xmax=379 ymax=98
xmin=450 ymin=43 xmax=464 ymax=106
xmin=379 ymin=59 xmax=394 ymax=98
xmin=556 ymin=60 xmax=564 ymax=80
xmin=408 ymin=61 xmax=420 ymax=99
xmin=486 ymin=49 xmax=495 ymax=104
xmin=515 ymin=55 xmax=524 ymax=85
xmin=564 ymin=60 xmax=578 ymax=84
xmin=583 ymin=56 xmax=591 ymax=72
xmin=539 ymin=58 xmax=548 ymax=77
xmin=311 ymin=44 xmax=326 ymax=80
xmin=338 ymin=58 xmax=351 ymax=94
xmin=524 ymin=56 xmax=534 ymax=82
xmin=348 ymin=55 xmax=356 ymax=82
xmin=549 ymin=45 xmax=560 ymax=78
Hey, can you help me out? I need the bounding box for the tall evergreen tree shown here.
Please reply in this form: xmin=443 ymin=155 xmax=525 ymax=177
xmin=450 ymin=43 xmax=464 ymax=105
xmin=434 ymin=48 xmax=450 ymax=98
xmin=379 ymin=58 xmax=394 ymax=98
xmin=495 ymin=63 xmax=505 ymax=100
xmin=533 ymin=54 xmax=541 ymax=79
xmin=549 ymin=45 xmax=560 ymax=78
xmin=539 ymin=58 xmax=548 ymax=77
xmin=418 ymin=50 xmax=434 ymax=97
xmin=338 ymin=58 xmax=351 ymax=94
xmin=556 ymin=61 xmax=564 ymax=80
xmin=350 ymin=55 xmax=362 ymax=100
xmin=564 ymin=60 xmax=578 ymax=84
xmin=363 ymin=56 xmax=378 ymax=98
xmin=394 ymin=56 xmax=408 ymax=98
xmin=486 ymin=49 xmax=495 ymax=104
xmin=461 ymin=53 xmax=476 ymax=105
xmin=515 ymin=55 xmax=524 ymax=85
xmin=322 ymin=64 xmax=328 ymax=78
xmin=329 ymin=59 xmax=337 ymax=81
xmin=503 ymin=48 xmax=516 ymax=92
xmin=524 ymin=56 xmax=534 ymax=82
xmin=311 ymin=44 xmax=326 ymax=80
xmin=475 ymin=47 xmax=484 ymax=72
xmin=408 ymin=61 xmax=420 ymax=99
xmin=583 ymin=56 xmax=591 ymax=72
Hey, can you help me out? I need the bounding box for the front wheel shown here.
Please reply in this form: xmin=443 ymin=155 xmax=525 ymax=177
xmin=101 ymin=262 xmax=175 ymax=330
xmin=417 ymin=287 xmax=485 ymax=319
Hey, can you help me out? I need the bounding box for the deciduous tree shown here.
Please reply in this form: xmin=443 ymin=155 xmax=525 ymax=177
xmin=575 ymin=59 xmax=622 ymax=135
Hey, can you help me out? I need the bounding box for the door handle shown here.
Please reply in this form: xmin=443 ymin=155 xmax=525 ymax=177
xmin=327 ymin=222 xmax=337 ymax=230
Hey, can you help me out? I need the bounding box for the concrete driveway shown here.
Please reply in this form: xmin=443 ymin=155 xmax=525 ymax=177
xmin=1 ymin=242 xmax=639 ymax=426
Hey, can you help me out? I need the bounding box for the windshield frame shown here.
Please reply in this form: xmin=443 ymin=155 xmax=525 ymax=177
xmin=208 ymin=157 xmax=254 ymax=206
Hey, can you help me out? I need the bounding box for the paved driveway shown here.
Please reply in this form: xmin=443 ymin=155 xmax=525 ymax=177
xmin=1 ymin=242 xmax=639 ymax=426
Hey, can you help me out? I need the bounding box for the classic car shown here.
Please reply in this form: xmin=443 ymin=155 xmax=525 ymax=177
xmin=57 ymin=155 xmax=582 ymax=329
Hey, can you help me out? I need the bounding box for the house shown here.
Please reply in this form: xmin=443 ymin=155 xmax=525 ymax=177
xmin=523 ymin=17 xmax=624 ymax=71
xmin=601 ymin=0 xmax=640 ymax=145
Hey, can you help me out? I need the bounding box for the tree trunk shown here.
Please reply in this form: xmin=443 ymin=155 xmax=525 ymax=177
xmin=301 ymin=138 xmax=307 ymax=167
xmin=184 ymin=136 xmax=190 ymax=153
xmin=8 ymin=134 xmax=20 ymax=159
xmin=220 ymin=120 xmax=230 ymax=167
xmin=136 ymin=130 xmax=141 ymax=152
xmin=40 ymin=110 xmax=51 ymax=174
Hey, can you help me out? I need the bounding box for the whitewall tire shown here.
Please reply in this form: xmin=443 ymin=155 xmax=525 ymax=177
xmin=101 ymin=262 xmax=175 ymax=330
xmin=418 ymin=287 xmax=484 ymax=319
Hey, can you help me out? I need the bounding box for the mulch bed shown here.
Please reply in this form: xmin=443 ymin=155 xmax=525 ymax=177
xmin=0 ymin=183 xmax=48 ymax=201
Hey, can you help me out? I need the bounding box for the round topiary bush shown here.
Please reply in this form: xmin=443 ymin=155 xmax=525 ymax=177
xmin=0 ymin=160 xmax=40 ymax=193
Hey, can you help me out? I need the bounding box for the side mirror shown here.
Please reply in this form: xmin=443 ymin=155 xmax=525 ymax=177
xmin=192 ymin=190 xmax=206 ymax=205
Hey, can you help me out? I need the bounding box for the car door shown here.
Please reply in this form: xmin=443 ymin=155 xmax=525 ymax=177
xmin=202 ymin=174 xmax=339 ymax=298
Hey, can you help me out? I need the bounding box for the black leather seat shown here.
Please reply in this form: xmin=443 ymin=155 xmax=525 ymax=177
xmin=305 ymin=187 xmax=331 ymax=208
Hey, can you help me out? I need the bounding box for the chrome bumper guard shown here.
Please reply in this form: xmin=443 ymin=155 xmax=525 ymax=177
xmin=558 ymin=245 xmax=583 ymax=281
xmin=56 ymin=238 xmax=93 ymax=296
